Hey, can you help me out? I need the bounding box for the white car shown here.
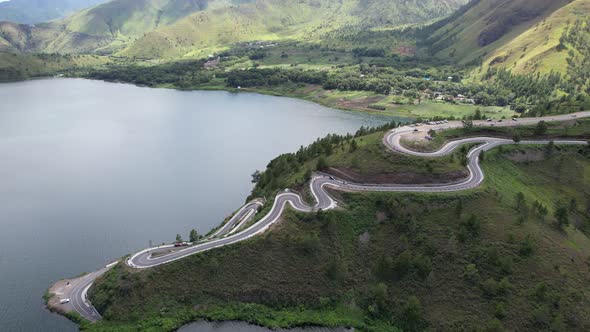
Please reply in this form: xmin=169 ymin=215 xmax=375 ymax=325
xmin=60 ymin=298 xmax=70 ymax=304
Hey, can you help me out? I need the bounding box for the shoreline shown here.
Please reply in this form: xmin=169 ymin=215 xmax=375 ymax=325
xmin=10 ymin=74 xmax=409 ymax=119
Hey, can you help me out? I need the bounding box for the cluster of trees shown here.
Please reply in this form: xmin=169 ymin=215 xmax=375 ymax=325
xmin=562 ymin=18 xmax=590 ymax=95
xmin=376 ymin=251 xmax=432 ymax=280
xmin=0 ymin=68 xmax=27 ymax=81
xmin=352 ymin=47 xmax=386 ymax=57
xmin=513 ymin=191 xmax=583 ymax=231
xmin=482 ymin=68 xmax=565 ymax=111
xmin=175 ymin=228 xmax=201 ymax=243
xmin=86 ymin=60 xmax=214 ymax=88
xmin=250 ymin=121 xmax=398 ymax=198
xmin=226 ymin=68 xmax=327 ymax=87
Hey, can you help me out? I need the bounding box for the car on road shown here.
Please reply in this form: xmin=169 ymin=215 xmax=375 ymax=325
xmin=174 ymin=242 xmax=189 ymax=247
xmin=60 ymin=298 xmax=70 ymax=304
xmin=512 ymin=118 xmax=517 ymax=121
xmin=329 ymin=176 xmax=335 ymax=180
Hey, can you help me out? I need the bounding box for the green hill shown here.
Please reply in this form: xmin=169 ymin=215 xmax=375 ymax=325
xmin=423 ymin=0 xmax=590 ymax=76
xmin=87 ymin=121 xmax=590 ymax=331
xmin=0 ymin=0 xmax=468 ymax=57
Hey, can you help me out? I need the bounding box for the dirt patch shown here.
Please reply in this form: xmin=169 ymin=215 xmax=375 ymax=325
xmin=376 ymin=211 xmax=387 ymax=223
xmin=328 ymin=167 xmax=469 ymax=185
xmin=300 ymin=84 xmax=322 ymax=94
xmin=358 ymin=231 xmax=370 ymax=246
xmin=504 ymin=149 xmax=547 ymax=162
xmin=336 ymin=95 xmax=385 ymax=111
xmin=394 ymin=45 xmax=416 ymax=56
xmin=45 ymin=279 xmax=72 ymax=315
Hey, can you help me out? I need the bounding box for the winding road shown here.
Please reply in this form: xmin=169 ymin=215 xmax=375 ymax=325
xmin=58 ymin=111 xmax=590 ymax=322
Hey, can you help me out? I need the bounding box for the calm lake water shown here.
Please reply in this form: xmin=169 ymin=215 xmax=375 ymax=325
xmin=0 ymin=78 xmax=395 ymax=331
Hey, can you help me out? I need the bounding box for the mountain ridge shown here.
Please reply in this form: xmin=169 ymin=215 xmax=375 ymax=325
xmin=0 ymin=0 xmax=468 ymax=58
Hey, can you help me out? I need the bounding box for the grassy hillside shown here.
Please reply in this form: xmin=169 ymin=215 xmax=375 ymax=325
xmin=475 ymin=0 xmax=590 ymax=76
xmin=0 ymin=0 xmax=468 ymax=57
xmin=120 ymin=0 xmax=468 ymax=59
xmin=424 ymin=0 xmax=571 ymax=66
xmin=86 ymin=125 xmax=590 ymax=331
xmin=0 ymin=52 xmax=108 ymax=81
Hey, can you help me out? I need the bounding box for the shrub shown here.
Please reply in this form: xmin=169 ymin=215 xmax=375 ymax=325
xmin=463 ymin=264 xmax=479 ymax=283
xmin=519 ymin=235 xmax=535 ymax=257
xmin=400 ymin=296 xmax=426 ymax=332
xmin=495 ymin=302 xmax=507 ymax=319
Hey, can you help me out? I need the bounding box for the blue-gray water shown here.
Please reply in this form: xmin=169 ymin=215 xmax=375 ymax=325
xmin=0 ymin=78 xmax=393 ymax=331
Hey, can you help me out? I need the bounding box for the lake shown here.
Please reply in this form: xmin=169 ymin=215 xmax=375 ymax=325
xmin=0 ymin=78 xmax=395 ymax=331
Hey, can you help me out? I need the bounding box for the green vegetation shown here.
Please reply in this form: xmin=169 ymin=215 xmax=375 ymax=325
xmin=87 ymin=125 xmax=590 ymax=331
xmin=0 ymin=0 xmax=467 ymax=57
xmin=3 ymin=0 xmax=590 ymax=119
xmin=42 ymin=290 xmax=55 ymax=304
xmin=0 ymin=52 xmax=108 ymax=81
xmin=249 ymin=124 xmax=475 ymax=200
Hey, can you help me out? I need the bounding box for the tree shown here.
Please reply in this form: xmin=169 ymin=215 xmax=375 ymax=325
xmin=316 ymin=156 xmax=328 ymax=171
xmin=545 ymin=140 xmax=555 ymax=155
xmin=189 ymin=229 xmax=199 ymax=242
xmin=519 ymin=235 xmax=535 ymax=257
xmin=554 ymin=205 xmax=569 ymax=228
xmin=479 ymin=150 xmax=485 ymax=162
xmin=463 ymin=264 xmax=479 ymax=283
xmin=534 ymin=121 xmax=548 ymax=135
xmin=512 ymin=132 xmax=522 ymax=143
xmin=474 ymin=108 xmax=483 ymax=120
xmin=428 ymin=129 xmax=437 ymax=138
xmin=349 ymin=139 xmax=358 ymax=153
xmin=368 ymin=283 xmax=388 ymax=317
xmin=401 ymin=296 xmax=424 ymax=331
xmin=303 ymin=168 xmax=312 ymax=182
xmin=175 ymin=234 xmax=183 ymax=243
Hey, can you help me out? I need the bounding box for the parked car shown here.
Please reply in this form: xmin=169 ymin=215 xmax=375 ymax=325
xmin=60 ymin=298 xmax=70 ymax=304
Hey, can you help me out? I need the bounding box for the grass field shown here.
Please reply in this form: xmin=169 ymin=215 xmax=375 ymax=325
xmin=386 ymin=102 xmax=515 ymax=120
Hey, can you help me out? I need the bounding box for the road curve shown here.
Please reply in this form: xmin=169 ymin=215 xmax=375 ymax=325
xmin=68 ymin=112 xmax=590 ymax=321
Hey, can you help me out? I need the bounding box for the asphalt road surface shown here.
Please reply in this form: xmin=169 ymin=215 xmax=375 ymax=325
xmin=65 ymin=111 xmax=590 ymax=321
